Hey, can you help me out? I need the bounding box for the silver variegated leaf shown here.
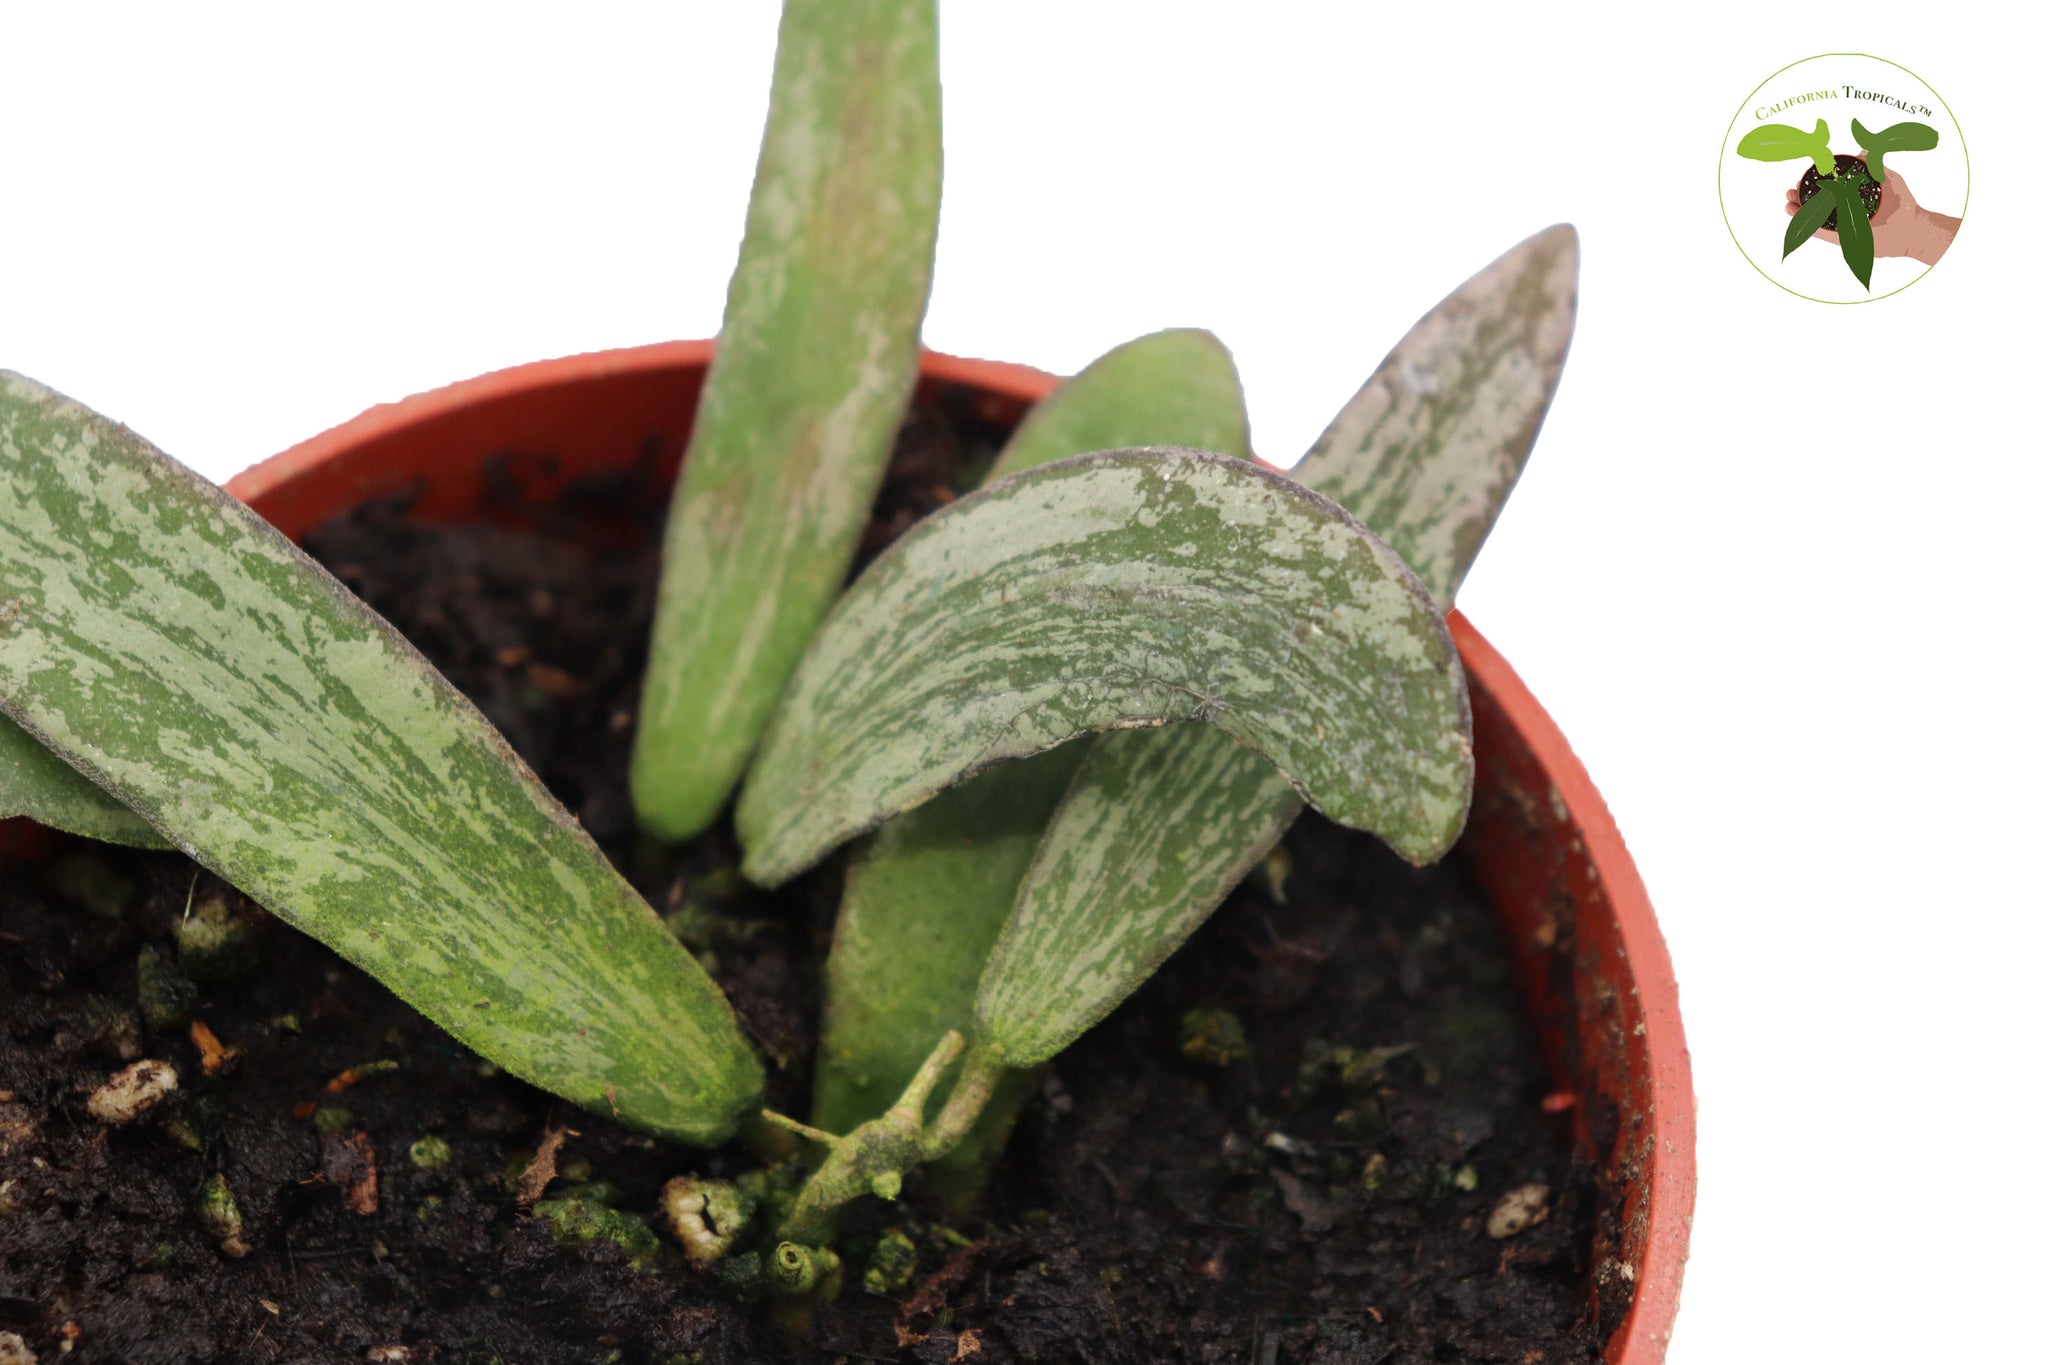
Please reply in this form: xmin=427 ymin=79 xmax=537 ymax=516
xmin=978 ymin=226 xmax=1578 ymax=1068
xmin=974 ymin=721 xmax=1304 ymax=1065
xmin=0 ymin=373 xmax=762 ymax=1143
xmin=632 ymin=0 xmax=942 ymax=841
xmin=736 ymin=447 xmax=1471 ymax=890
xmin=813 ymin=329 xmax=1249 ymax=1142
xmin=1 ymin=711 xmax=167 ymax=847
xmin=1292 ymin=222 xmax=1578 ymax=609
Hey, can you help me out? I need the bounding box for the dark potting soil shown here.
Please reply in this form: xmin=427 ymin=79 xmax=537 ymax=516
xmin=0 ymin=383 xmax=1605 ymax=1364
xmin=1798 ymin=154 xmax=1885 ymax=232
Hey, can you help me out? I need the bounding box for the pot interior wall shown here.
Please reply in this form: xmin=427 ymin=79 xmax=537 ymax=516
xmin=1454 ymin=627 xmax=1690 ymax=1359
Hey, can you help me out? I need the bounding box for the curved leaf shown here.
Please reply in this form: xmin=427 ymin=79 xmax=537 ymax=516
xmin=736 ymin=448 xmax=1471 ymax=888
xmin=1737 ymin=119 xmax=1834 ymax=175
xmin=1851 ymin=117 xmax=1937 ymax=180
xmin=813 ymin=329 xmax=1249 ymax=1148
xmin=979 ymin=228 xmax=1576 ymax=1069
xmin=632 ymin=0 xmax=942 ymax=841
xmin=1834 ymin=174 xmax=1876 ymax=289
xmin=1 ymin=712 xmax=167 ymax=846
xmin=0 ymin=373 xmax=762 ymax=1143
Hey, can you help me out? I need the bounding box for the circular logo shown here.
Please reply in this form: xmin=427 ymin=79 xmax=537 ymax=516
xmin=1718 ymin=54 xmax=1968 ymax=303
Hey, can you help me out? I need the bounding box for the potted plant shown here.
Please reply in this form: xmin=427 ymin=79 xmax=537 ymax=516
xmin=0 ymin=2 xmax=1692 ymax=1361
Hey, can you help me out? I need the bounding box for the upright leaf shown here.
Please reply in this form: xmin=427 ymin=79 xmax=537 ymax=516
xmin=1 ymin=713 xmax=167 ymax=846
xmin=0 ymin=374 xmax=762 ymax=1143
xmin=1851 ymin=117 xmax=1938 ymax=181
xmin=736 ymin=448 xmax=1471 ymax=890
xmin=1291 ymin=223 xmax=1577 ymax=609
xmin=812 ymin=330 xmax=1249 ymax=1146
xmin=632 ymin=0 xmax=942 ymax=841
xmin=978 ymin=227 xmax=1577 ymax=1069
xmin=1736 ymin=120 xmax=1835 ymax=176
xmin=988 ymin=330 xmax=1251 ymax=482
xmin=1834 ymin=174 xmax=1876 ymax=289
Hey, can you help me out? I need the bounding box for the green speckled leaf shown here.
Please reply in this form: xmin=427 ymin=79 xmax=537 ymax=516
xmin=1 ymin=712 xmax=168 ymax=846
xmin=0 ymin=373 xmax=761 ymax=1143
xmin=975 ymin=721 xmax=1305 ymax=1065
xmin=811 ymin=750 xmax=1076 ymax=1147
xmin=632 ymin=0 xmax=942 ymax=841
xmin=979 ymin=229 xmax=1577 ymax=1068
xmin=737 ymin=447 xmax=1470 ymax=890
xmin=813 ymin=330 xmax=1249 ymax=1142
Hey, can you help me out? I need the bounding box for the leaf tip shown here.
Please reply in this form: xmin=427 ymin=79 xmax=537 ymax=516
xmin=1533 ymin=221 xmax=1580 ymax=253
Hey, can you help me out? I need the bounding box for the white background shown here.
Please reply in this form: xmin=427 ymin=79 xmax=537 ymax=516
xmin=3 ymin=5 xmax=2041 ymax=1361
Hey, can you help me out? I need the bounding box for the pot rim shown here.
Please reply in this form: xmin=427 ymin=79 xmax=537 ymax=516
xmin=208 ymin=341 xmax=1692 ymax=1360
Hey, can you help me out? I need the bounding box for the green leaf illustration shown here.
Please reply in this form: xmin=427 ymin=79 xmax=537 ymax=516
xmin=735 ymin=448 xmax=1472 ymax=891
xmin=1851 ymin=117 xmax=1937 ymax=181
xmin=1737 ymin=119 xmax=1835 ymax=176
xmin=1834 ymin=173 xmax=1876 ymax=289
xmin=973 ymin=227 xmax=1577 ymax=1070
xmin=811 ymin=329 xmax=1249 ymax=1165
xmin=1784 ymin=183 xmax=1838 ymax=259
xmin=632 ymin=0 xmax=942 ymax=841
xmin=1 ymin=712 xmax=168 ymax=846
xmin=0 ymin=374 xmax=762 ymax=1144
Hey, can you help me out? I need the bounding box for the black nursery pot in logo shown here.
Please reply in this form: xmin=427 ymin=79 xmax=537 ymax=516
xmin=1719 ymin=55 xmax=1967 ymax=303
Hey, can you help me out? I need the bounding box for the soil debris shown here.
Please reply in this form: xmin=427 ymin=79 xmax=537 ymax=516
xmin=324 ymin=1059 xmax=400 ymax=1094
xmin=84 ymin=1058 xmax=177 ymax=1125
xmin=195 ymin=1171 xmax=249 ymax=1257
xmin=188 ymin=1019 xmax=239 ymax=1075
xmin=1489 ymin=1182 xmax=1554 ymax=1239
xmin=517 ymin=1121 xmax=578 ymax=1205
xmin=321 ymin=1130 xmax=381 ymax=1215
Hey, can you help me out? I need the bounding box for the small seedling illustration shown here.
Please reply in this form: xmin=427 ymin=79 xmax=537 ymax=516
xmin=1738 ymin=116 xmax=1941 ymax=289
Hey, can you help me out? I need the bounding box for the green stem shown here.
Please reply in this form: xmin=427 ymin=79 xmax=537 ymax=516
xmin=775 ymin=1030 xmax=1001 ymax=1243
xmin=760 ymin=1110 xmax=841 ymax=1147
xmin=920 ymin=1043 xmax=1004 ymax=1160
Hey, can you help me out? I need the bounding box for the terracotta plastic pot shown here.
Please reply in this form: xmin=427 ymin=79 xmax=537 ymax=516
xmin=2 ymin=343 xmax=1695 ymax=1361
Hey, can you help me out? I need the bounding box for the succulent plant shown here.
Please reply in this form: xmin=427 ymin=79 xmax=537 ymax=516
xmin=0 ymin=0 xmax=1577 ymax=1289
